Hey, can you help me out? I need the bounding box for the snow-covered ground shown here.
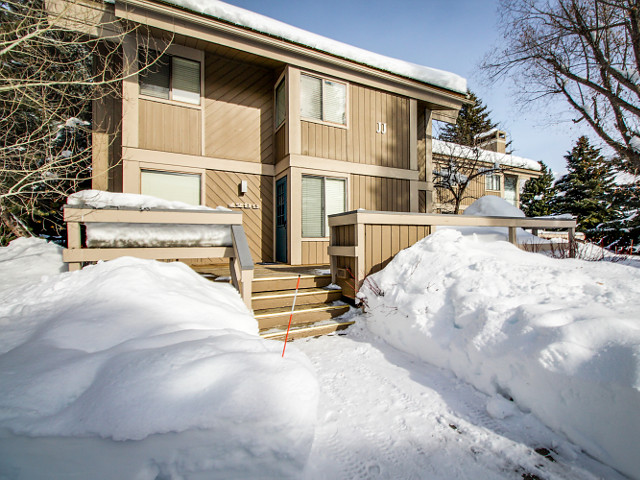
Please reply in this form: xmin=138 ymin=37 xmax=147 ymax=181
xmin=1 ymin=195 xmax=639 ymax=479
xmin=0 ymin=238 xmax=317 ymax=479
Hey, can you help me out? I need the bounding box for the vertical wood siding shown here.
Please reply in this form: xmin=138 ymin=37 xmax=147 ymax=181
xmin=301 ymin=84 xmax=410 ymax=168
xmin=364 ymin=225 xmax=431 ymax=276
xmin=417 ymin=111 xmax=427 ymax=181
xmin=301 ymin=241 xmax=329 ymax=264
xmin=350 ymin=175 xmax=410 ymax=212
xmin=205 ymin=170 xmax=274 ymax=262
xmin=275 ymin=124 xmax=287 ymax=162
xmin=138 ymin=99 xmax=201 ymax=155
xmin=204 ymin=54 xmax=275 ymax=164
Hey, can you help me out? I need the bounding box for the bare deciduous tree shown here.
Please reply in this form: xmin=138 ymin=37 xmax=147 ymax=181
xmin=0 ymin=0 xmax=167 ymax=244
xmin=482 ymin=0 xmax=640 ymax=172
xmin=432 ymin=139 xmax=523 ymax=214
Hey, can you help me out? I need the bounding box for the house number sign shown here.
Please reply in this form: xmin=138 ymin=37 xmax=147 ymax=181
xmin=376 ymin=122 xmax=387 ymax=134
xmin=228 ymin=202 xmax=260 ymax=209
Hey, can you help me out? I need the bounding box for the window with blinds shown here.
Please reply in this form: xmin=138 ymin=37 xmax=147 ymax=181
xmin=302 ymin=175 xmax=346 ymax=237
xmin=140 ymin=170 xmax=201 ymax=206
xmin=275 ymin=78 xmax=286 ymax=128
xmin=300 ymin=74 xmax=346 ymax=125
xmin=485 ymin=173 xmax=501 ymax=191
xmin=139 ymin=51 xmax=201 ymax=105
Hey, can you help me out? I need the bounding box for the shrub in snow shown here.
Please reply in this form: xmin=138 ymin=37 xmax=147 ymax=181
xmin=0 ymin=242 xmax=318 ymax=479
xmin=360 ymin=230 xmax=640 ymax=478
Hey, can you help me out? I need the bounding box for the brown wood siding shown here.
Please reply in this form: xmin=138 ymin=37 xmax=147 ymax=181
xmin=351 ymin=175 xmax=410 ymax=212
xmin=419 ymin=190 xmax=427 ymax=213
xmin=205 ymin=170 xmax=274 ymax=262
xmin=275 ymin=124 xmax=287 ymax=162
xmin=204 ymin=53 xmax=275 ymax=164
xmin=301 ymin=83 xmax=410 ymax=168
xmin=433 ymin=157 xmax=488 ymax=213
xmin=333 ymin=225 xmax=355 ymax=246
xmin=138 ymin=99 xmax=201 ymax=155
xmin=301 ymin=241 xmax=329 ymax=264
xmin=92 ymin=43 xmax=122 ymax=192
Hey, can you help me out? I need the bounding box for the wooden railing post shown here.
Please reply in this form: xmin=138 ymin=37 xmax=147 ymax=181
xmin=230 ymin=224 xmax=254 ymax=310
xmin=568 ymin=227 xmax=576 ymax=258
xmin=66 ymin=219 xmax=82 ymax=271
xmin=508 ymin=226 xmax=517 ymax=246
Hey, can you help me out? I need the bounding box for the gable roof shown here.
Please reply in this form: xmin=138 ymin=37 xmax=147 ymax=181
xmin=155 ymin=0 xmax=467 ymax=94
xmin=433 ymin=139 xmax=542 ymax=172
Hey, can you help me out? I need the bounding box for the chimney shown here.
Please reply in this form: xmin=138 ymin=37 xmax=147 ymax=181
xmin=477 ymin=129 xmax=506 ymax=153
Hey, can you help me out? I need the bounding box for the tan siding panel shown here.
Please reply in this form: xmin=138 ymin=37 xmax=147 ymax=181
xmin=205 ymin=170 xmax=273 ymax=262
xmin=204 ymin=53 xmax=274 ymax=164
xmin=139 ymin=100 xmax=201 ymax=155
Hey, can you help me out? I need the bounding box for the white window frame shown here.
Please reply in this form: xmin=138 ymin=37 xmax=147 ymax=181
xmin=299 ymin=72 xmax=348 ymax=128
xmin=301 ymin=175 xmax=347 ymax=239
xmin=138 ymin=44 xmax=203 ymax=108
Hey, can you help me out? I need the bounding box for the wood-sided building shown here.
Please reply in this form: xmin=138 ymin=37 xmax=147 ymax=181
xmin=431 ymin=130 xmax=544 ymax=214
xmin=83 ymin=0 xmax=471 ymax=265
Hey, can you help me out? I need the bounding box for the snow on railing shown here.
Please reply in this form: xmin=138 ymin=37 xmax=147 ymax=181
xmin=63 ymin=206 xmax=254 ymax=308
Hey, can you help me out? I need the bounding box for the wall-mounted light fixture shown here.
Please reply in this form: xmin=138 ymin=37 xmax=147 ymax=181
xmin=239 ymin=180 xmax=248 ymax=195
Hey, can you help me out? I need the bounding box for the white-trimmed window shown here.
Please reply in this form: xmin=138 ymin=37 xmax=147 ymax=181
xmin=485 ymin=173 xmax=501 ymax=191
xmin=300 ymin=74 xmax=346 ymax=125
xmin=302 ymin=175 xmax=346 ymax=237
xmin=140 ymin=170 xmax=202 ymax=206
xmin=275 ymin=78 xmax=286 ymax=128
xmin=139 ymin=51 xmax=201 ymax=105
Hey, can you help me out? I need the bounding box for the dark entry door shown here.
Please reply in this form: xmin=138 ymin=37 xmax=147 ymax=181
xmin=276 ymin=177 xmax=287 ymax=263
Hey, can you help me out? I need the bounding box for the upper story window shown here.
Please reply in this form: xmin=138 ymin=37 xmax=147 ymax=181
xmin=139 ymin=51 xmax=201 ymax=105
xmin=275 ymin=78 xmax=286 ymax=128
xmin=300 ymin=73 xmax=346 ymax=125
xmin=485 ymin=173 xmax=501 ymax=191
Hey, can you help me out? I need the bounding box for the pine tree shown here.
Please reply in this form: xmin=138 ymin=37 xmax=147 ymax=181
xmin=551 ymin=137 xmax=617 ymax=237
xmin=439 ymin=91 xmax=497 ymax=146
xmin=520 ymin=161 xmax=555 ymax=217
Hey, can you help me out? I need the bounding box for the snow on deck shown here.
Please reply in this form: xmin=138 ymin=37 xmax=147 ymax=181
xmin=161 ymin=0 xmax=467 ymax=94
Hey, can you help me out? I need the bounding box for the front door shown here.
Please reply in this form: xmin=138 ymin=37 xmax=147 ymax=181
xmin=276 ymin=176 xmax=287 ymax=263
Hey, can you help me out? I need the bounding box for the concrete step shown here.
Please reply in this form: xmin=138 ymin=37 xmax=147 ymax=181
xmin=252 ymin=287 xmax=342 ymax=310
xmin=251 ymin=274 xmax=332 ymax=293
xmin=254 ymin=302 xmax=350 ymax=330
xmin=261 ymin=318 xmax=355 ymax=341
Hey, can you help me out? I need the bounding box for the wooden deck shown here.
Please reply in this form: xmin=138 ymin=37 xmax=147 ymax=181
xmin=192 ymin=263 xmax=331 ymax=281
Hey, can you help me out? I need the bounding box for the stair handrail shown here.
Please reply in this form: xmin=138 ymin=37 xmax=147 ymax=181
xmin=230 ymin=224 xmax=254 ymax=310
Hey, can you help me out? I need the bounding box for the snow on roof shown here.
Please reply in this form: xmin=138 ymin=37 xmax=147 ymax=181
xmin=475 ymin=128 xmax=500 ymax=140
xmin=432 ymin=139 xmax=542 ymax=171
xmin=159 ymin=0 xmax=467 ymax=94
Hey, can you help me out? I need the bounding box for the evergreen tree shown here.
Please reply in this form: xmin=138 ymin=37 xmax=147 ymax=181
xmin=439 ymin=91 xmax=497 ymax=146
xmin=520 ymin=161 xmax=555 ymax=217
xmin=551 ymin=137 xmax=617 ymax=238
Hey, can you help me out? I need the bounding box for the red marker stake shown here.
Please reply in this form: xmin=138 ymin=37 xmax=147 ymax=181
xmin=282 ymin=274 xmax=301 ymax=357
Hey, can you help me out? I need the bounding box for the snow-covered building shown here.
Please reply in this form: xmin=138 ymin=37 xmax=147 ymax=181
xmin=432 ymin=129 xmax=544 ymax=213
xmin=65 ymin=0 xmax=477 ymax=264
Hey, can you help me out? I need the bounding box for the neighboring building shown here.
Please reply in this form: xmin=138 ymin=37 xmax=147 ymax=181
xmin=76 ymin=0 xmax=473 ymax=264
xmin=432 ymin=130 xmax=543 ymax=213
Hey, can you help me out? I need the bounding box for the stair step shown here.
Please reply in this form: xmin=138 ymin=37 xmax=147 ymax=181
xmin=252 ymin=274 xmax=332 ymax=293
xmin=254 ymin=302 xmax=350 ymax=330
xmin=261 ymin=318 xmax=355 ymax=341
xmin=252 ymin=287 xmax=342 ymax=309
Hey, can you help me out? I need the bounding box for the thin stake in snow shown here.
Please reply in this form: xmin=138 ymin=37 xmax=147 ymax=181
xmin=282 ymin=274 xmax=301 ymax=357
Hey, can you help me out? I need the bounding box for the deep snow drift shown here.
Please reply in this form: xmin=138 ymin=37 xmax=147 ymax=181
xmin=359 ymin=229 xmax=640 ymax=478
xmin=0 ymin=239 xmax=318 ymax=479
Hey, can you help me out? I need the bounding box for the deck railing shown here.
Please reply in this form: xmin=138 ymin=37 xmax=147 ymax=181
xmin=63 ymin=206 xmax=254 ymax=308
xmin=328 ymin=210 xmax=577 ymax=300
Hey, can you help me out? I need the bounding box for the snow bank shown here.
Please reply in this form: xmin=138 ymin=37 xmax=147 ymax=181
xmin=462 ymin=195 xmax=525 ymax=218
xmin=360 ymin=230 xmax=640 ymax=478
xmin=0 ymin=237 xmax=67 ymax=292
xmin=163 ymin=0 xmax=466 ymax=93
xmin=67 ymin=190 xmax=233 ymax=247
xmin=0 ymin=241 xmax=318 ymax=479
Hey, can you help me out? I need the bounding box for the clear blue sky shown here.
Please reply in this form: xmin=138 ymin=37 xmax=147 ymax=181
xmin=224 ymin=0 xmax=595 ymax=175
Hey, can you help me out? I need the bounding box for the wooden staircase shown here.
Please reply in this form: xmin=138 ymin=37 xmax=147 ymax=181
xmin=252 ymin=271 xmax=353 ymax=341
xmin=194 ymin=265 xmax=355 ymax=340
